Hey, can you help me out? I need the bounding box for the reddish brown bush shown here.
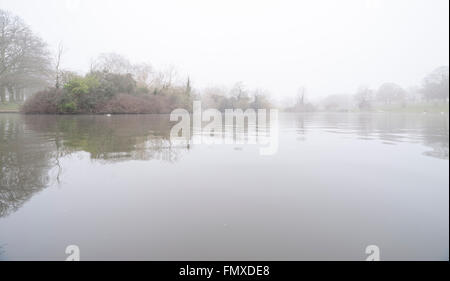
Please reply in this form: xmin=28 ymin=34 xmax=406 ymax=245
xmin=95 ymin=94 xmax=171 ymax=114
xmin=21 ymin=89 xmax=63 ymax=114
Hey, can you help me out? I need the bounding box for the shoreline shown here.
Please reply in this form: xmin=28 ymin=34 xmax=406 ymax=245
xmin=2 ymin=102 xmax=448 ymax=115
xmin=2 ymin=110 xmax=448 ymax=116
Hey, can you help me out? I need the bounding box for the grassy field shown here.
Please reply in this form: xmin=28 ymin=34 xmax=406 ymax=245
xmin=0 ymin=102 xmax=21 ymax=112
xmin=374 ymin=102 xmax=449 ymax=113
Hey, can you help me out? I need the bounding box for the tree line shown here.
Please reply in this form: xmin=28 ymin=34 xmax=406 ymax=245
xmin=1 ymin=10 xmax=272 ymax=114
xmin=1 ymin=9 xmax=448 ymax=114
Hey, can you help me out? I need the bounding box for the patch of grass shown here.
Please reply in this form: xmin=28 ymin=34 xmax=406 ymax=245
xmin=0 ymin=102 xmax=21 ymax=112
xmin=375 ymin=102 xmax=449 ymax=113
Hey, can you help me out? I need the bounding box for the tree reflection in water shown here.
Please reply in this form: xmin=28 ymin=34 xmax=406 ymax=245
xmin=0 ymin=114 xmax=189 ymax=218
xmin=0 ymin=115 xmax=53 ymax=217
xmin=24 ymin=114 xmax=188 ymax=163
xmin=0 ymin=113 xmax=448 ymax=219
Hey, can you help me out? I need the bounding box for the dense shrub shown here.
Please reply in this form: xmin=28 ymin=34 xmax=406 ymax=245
xmin=21 ymin=89 xmax=63 ymax=114
xmin=21 ymin=69 xmax=196 ymax=114
xmin=22 ymin=88 xmax=82 ymax=114
xmin=64 ymin=75 xmax=99 ymax=95
xmin=95 ymin=94 xmax=156 ymax=114
xmin=95 ymin=94 xmax=183 ymax=114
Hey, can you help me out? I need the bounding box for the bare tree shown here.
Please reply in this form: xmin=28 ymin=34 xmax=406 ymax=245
xmin=297 ymin=86 xmax=307 ymax=107
xmin=55 ymin=42 xmax=64 ymax=89
xmin=186 ymin=76 xmax=192 ymax=96
xmin=354 ymin=86 xmax=374 ymax=110
xmin=421 ymin=66 xmax=449 ymax=101
xmin=161 ymin=65 xmax=177 ymax=89
xmin=250 ymin=88 xmax=271 ymax=109
xmin=0 ymin=10 xmax=52 ymax=102
xmin=376 ymin=83 xmax=407 ymax=105
xmin=230 ymin=82 xmax=246 ymax=100
xmin=229 ymin=82 xmax=249 ymax=109
xmin=132 ymin=62 xmax=153 ymax=86
xmin=91 ymin=53 xmax=133 ymax=74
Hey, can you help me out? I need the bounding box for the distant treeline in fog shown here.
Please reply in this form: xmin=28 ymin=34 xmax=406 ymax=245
xmin=312 ymin=69 xmax=449 ymax=113
xmin=1 ymin=10 xmax=448 ymax=114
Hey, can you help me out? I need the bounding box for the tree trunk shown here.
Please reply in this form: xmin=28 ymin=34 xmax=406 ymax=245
xmin=7 ymin=86 xmax=14 ymax=103
xmin=15 ymin=88 xmax=24 ymax=102
xmin=14 ymin=88 xmax=19 ymax=102
xmin=0 ymin=86 xmax=5 ymax=103
xmin=20 ymin=89 xmax=25 ymax=101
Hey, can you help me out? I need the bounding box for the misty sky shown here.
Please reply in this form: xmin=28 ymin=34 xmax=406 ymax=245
xmin=0 ymin=0 xmax=448 ymax=100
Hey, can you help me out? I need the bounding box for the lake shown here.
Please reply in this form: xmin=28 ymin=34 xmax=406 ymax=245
xmin=0 ymin=113 xmax=448 ymax=261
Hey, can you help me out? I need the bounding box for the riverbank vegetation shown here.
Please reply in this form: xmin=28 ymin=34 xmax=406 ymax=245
xmin=1 ymin=9 xmax=448 ymax=115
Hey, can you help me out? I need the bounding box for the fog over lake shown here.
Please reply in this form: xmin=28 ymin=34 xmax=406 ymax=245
xmin=0 ymin=113 xmax=448 ymax=261
xmin=0 ymin=0 xmax=448 ymax=262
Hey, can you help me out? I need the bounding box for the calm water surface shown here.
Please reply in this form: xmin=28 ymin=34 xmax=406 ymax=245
xmin=0 ymin=113 xmax=448 ymax=260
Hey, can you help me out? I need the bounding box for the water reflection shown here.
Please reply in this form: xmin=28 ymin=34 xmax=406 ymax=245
xmin=286 ymin=113 xmax=449 ymax=159
xmin=1 ymin=113 xmax=448 ymax=218
xmin=23 ymin=115 xmax=188 ymax=163
xmin=0 ymin=115 xmax=53 ymax=217
xmin=0 ymin=114 xmax=189 ymax=218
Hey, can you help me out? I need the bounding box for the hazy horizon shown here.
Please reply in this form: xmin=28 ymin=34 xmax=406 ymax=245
xmin=0 ymin=0 xmax=449 ymax=263
xmin=0 ymin=0 xmax=448 ymax=101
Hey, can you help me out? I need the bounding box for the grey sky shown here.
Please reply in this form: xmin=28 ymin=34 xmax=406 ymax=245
xmin=0 ymin=0 xmax=448 ymax=100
